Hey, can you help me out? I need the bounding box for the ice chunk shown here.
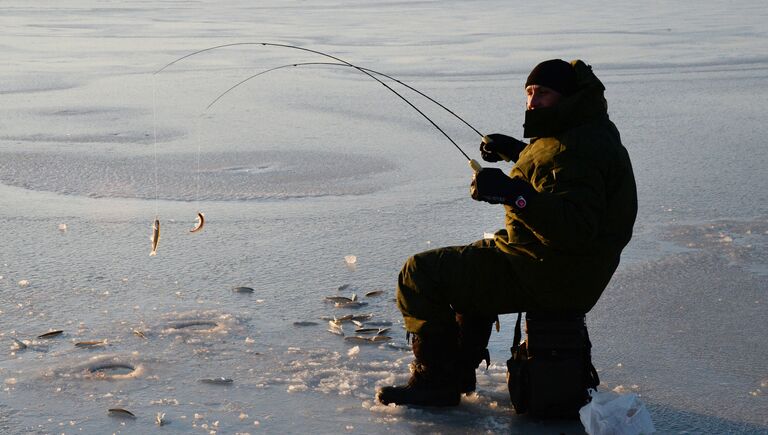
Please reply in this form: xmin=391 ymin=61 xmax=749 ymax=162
xmin=18 ymin=280 xmax=29 ymax=288
xmin=344 ymin=255 xmax=357 ymax=265
xmin=347 ymin=346 xmax=360 ymax=358
xmin=287 ymin=384 xmax=308 ymax=393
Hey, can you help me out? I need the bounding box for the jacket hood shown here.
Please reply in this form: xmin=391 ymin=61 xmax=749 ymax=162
xmin=523 ymin=60 xmax=608 ymax=138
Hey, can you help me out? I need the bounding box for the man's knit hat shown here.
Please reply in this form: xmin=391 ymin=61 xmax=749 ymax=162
xmin=525 ymin=59 xmax=578 ymax=96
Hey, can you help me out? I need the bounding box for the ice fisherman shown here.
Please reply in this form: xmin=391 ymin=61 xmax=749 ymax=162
xmin=377 ymin=59 xmax=638 ymax=407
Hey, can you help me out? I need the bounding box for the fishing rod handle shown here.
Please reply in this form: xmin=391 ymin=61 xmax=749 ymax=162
xmin=469 ymin=159 xmax=483 ymax=173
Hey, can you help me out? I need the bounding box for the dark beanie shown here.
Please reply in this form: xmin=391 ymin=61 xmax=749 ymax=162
xmin=525 ymin=59 xmax=578 ymax=96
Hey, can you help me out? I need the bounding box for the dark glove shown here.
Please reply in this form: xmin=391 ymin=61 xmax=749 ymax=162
xmin=480 ymin=134 xmax=527 ymax=163
xmin=470 ymin=167 xmax=537 ymax=208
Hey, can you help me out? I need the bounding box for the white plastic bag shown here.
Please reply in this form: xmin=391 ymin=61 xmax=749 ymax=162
xmin=579 ymin=388 xmax=655 ymax=435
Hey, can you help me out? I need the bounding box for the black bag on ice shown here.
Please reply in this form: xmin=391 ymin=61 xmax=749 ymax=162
xmin=506 ymin=312 xmax=599 ymax=419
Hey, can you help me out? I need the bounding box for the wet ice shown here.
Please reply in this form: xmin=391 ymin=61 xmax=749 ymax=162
xmin=1 ymin=0 xmax=767 ymax=433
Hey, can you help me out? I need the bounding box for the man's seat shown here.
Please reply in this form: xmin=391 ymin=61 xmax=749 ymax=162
xmin=507 ymin=311 xmax=599 ymax=419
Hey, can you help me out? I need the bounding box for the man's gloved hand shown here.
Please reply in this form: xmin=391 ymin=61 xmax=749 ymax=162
xmin=480 ymin=134 xmax=527 ymax=163
xmin=470 ymin=167 xmax=537 ymax=208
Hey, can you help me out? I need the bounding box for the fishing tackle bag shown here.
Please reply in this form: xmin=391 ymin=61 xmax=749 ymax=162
xmin=506 ymin=312 xmax=600 ymax=419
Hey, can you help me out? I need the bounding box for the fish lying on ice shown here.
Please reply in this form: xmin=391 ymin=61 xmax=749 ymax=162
xmin=75 ymin=340 xmax=106 ymax=348
xmin=293 ymin=321 xmax=319 ymax=327
xmin=108 ymin=408 xmax=136 ymax=419
xmin=11 ymin=338 xmax=27 ymax=350
xmin=325 ymin=296 xmax=353 ymax=303
xmin=37 ymin=330 xmax=63 ymax=339
xmin=344 ymin=335 xmax=392 ymax=344
xmin=199 ymin=377 xmax=234 ymax=385
xmin=334 ymin=301 xmax=368 ymax=309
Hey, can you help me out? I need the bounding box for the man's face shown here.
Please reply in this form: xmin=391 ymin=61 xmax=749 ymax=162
xmin=526 ymin=85 xmax=562 ymax=110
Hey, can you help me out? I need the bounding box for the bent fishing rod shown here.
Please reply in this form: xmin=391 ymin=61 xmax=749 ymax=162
xmin=205 ymin=61 xmax=483 ymax=138
xmin=154 ymin=42 xmax=486 ymax=172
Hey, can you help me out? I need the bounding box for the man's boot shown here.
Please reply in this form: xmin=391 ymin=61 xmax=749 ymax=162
xmin=456 ymin=314 xmax=497 ymax=394
xmin=376 ymin=331 xmax=460 ymax=407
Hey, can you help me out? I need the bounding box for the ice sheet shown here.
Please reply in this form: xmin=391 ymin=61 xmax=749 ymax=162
xmin=1 ymin=0 xmax=767 ymax=433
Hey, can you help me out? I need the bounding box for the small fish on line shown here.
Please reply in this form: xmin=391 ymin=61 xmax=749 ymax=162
xmin=150 ymin=218 xmax=160 ymax=256
xmin=199 ymin=377 xmax=234 ymax=385
xmin=108 ymin=408 xmax=136 ymax=419
xmin=37 ymin=330 xmax=63 ymax=339
xmin=190 ymin=212 xmax=205 ymax=233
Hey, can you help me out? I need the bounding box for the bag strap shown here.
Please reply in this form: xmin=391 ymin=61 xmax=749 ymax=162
xmin=511 ymin=312 xmax=523 ymax=353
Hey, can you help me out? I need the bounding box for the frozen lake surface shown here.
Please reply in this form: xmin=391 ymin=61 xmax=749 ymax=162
xmin=1 ymin=1 xmax=766 ymax=433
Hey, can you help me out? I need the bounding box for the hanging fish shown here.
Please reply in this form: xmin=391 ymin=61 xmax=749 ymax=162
xmin=150 ymin=218 xmax=160 ymax=256
xmin=190 ymin=212 xmax=205 ymax=233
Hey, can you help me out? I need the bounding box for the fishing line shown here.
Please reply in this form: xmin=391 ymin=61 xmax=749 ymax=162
xmin=154 ymin=42 xmax=474 ymax=162
xmin=150 ymin=74 xmax=161 ymax=255
xmin=205 ymin=62 xmax=484 ymax=138
xmin=152 ymin=75 xmax=159 ymax=216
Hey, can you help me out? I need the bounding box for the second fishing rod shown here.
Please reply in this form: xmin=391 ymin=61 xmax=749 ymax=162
xmin=156 ymin=42 xmax=501 ymax=172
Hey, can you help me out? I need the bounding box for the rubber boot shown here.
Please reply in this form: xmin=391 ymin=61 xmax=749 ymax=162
xmin=456 ymin=314 xmax=497 ymax=394
xmin=376 ymin=332 xmax=460 ymax=407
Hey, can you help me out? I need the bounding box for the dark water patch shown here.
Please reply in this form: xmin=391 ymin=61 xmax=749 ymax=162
xmin=39 ymin=106 xmax=144 ymax=118
xmin=167 ymin=320 xmax=219 ymax=331
xmin=0 ymin=131 xmax=172 ymax=145
xmin=89 ymin=363 xmax=136 ymax=376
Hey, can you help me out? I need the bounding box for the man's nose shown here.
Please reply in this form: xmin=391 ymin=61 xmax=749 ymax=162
xmin=528 ymin=95 xmax=539 ymax=109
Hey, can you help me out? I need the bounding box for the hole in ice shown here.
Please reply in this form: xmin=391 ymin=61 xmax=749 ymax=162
xmin=88 ymin=363 xmax=136 ymax=376
xmin=167 ymin=320 xmax=219 ymax=331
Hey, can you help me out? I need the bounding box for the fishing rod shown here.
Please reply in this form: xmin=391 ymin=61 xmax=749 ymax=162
xmin=154 ymin=42 xmax=483 ymax=167
xmin=205 ymin=61 xmax=484 ymax=138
